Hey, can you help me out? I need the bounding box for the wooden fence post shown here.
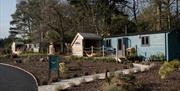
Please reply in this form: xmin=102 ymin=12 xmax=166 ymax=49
xmin=103 ymin=45 xmax=104 ymax=57
xmin=91 ymin=46 xmax=93 ymax=54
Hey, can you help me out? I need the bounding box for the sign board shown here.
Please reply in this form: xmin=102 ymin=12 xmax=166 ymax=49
xmin=48 ymin=55 xmax=60 ymax=71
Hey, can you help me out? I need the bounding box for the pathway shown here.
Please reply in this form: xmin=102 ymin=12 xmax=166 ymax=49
xmin=0 ymin=63 xmax=38 ymax=91
xmin=39 ymin=63 xmax=155 ymax=91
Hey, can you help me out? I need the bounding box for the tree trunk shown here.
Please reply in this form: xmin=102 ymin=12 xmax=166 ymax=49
xmin=167 ymin=0 xmax=171 ymax=31
xmin=176 ymin=0 xmax=179 ymax=27
xmin=176 ymin=0 xmax=179 ymax=17
xmin=133 ymin=0 xmax=137 ymax=24
xmin=156 ymin=2 xmax=161 ymax=31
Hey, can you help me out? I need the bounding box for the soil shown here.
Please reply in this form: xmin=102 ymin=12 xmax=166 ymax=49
xmin=0 ymin=56 xmax=126 ymax=86
xmin=2 ymin=56 xmax=179 ymax=91
xmin=65 ymin=62 xmax=180 ymax=91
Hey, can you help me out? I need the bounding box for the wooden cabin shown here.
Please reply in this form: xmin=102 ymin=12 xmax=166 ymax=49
xmin=71 ymin=33 xmax=102 ymax=56
xmin=104 ymin=30 xmax=180 ymax=60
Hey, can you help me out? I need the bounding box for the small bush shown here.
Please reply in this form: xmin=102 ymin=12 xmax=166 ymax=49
xmin=119 ymin=74 xmax=135 ymax=82
xmin=1 ymin=48 xmax=12 ymax=55
xmin=73 ymin=74 xmax=78 ymax=77
xmin=104 ymin=84 xmax=120 ymax=91
xmin=127 ymin=55 xmax=145 ymax=62
xmin=59 ymin=62 xmax=68 ymax=74
xmin=149 ymin=53 xmax=165 ymax=61
xmin=41 ymin=80 xmax=48 ymax=85
xmin=101 ymin=74 xmax=140 ymax=91
xmin=84 ymin=72 xmax=89 ymax=75
xmin=159 ymin=60 xmax=180 ymax=79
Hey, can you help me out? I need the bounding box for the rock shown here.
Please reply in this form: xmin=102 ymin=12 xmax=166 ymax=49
xmin=39 ymin=58 xmax=47 ymax=62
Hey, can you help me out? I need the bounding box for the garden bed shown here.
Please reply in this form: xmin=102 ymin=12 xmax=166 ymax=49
xmin=64 ymin=62 xmax=180 ymax=91
xmin=0 ymin=56 xmax=131 ymax=86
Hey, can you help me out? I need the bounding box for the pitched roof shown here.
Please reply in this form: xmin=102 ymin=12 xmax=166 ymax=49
xmin=106 ymin=30 xmax=172 ymax=38
xmin=79 ymin=33 xmax=102 ymax=40
xmin=71 ymin=33 xmax=102 ymax=46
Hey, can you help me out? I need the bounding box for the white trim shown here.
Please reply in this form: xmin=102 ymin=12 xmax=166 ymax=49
xmin=0 ymin=63 xmax=39 ymax=86
xmin=71 ymin=33 xmax=84 ymax=46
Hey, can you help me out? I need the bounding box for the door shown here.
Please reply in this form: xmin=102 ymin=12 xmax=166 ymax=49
xmin=117 ymin=38 xmax=126 ymax=58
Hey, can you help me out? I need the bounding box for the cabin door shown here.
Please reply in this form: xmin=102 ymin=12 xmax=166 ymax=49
xmin=117 ymin=38 xmax=127 ymax=58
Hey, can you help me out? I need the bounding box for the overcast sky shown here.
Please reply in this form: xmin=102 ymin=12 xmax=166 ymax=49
xmin=0 ymin=0 xmax=16 ymax=39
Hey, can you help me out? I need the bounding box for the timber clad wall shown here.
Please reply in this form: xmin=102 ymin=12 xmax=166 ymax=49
xmin=104 ymin=33 xmax=167 ymax=59
xmin=72 ymin=35 xmax=83 ymax=56
xmin=128 ymin=33 xmax=166 ymax=58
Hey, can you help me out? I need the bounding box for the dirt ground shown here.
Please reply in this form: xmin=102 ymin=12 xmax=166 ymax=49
xmin=0 ymin=56 xmax=127 ymax=85
xmin=65 ymin=62 xmax=180 ymax=91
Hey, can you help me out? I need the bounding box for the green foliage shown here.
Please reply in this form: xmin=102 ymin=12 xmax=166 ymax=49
xmin=104 ymin=84 xmax=120 ymax=91
xmin=101 ymin=74 xmax=141 ymax=91
xmin=64 ymin=56 xmax=115 ymax=62
xmin=159 ymin=60 xmax=180 ymax=79
xmin=59 ymin=62 xmax=68 ymax=74
xmin=119 ymin=74 xmax=136 ymax=82
xmin=149 ymin=53 xmax=165 ymax=61
xmin=127 ymin=55 xmax=145 ymax=62
xmin=10 ymin=0 xmax=32 ymax=41
xmin=45 ymin=31 xmax=61 ymax=43
xmin=19 ymin=52 xmax=47 ymax=57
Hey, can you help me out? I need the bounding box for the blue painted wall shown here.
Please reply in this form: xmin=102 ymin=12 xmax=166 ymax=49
xmin=104 ymin=33 xmax=167 ymax=59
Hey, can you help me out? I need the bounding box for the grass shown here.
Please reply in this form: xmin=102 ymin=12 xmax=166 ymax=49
xmin=19 ymin=52 xmax=47 ymax=57
xmin=64 ymin=56 xmax=115 ymax=62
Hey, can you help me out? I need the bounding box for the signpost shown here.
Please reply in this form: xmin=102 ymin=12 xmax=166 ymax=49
xmin=48 ymin=55 xmax=60 ymax=80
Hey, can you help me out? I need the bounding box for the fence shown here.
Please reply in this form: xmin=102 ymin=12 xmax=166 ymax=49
xmin=83 ymin=45 xmax=116 ymax=57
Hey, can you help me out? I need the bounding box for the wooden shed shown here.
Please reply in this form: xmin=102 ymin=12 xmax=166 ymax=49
xmin=71 ymin=33 xmax=102 ymax=56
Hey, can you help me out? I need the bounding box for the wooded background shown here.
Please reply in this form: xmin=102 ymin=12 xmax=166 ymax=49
xmin=1 ymin=0 xmax=179 ymax=53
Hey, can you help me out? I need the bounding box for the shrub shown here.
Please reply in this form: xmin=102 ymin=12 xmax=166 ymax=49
xmin=119 ymin=74 xmax=135 ymax=82
xmin=127 ymin=55 xmax=145 ymax=62
xmin=159 ymin=60 xmax=180 ymax=79
xmin=104 ymin=84 xmax=120 ymax=91
xmin=1 ymin=48 xmax=12 ymax=55
xmin=101 ymin=74 xmax=140 ymax=91
xmin=59 ymin=62 xmax=68 ymax=74
xmin=73 ymin=74 xmax=78 ymax=77
xmin=149 ymin=53 xmax=165 ymax=61
xmin=41 ymin=80 xmax=48 ymax=85
xmin=84 ymin=72 xmax=89 ymax=75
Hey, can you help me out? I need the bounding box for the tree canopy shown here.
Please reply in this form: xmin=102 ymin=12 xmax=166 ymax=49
xmin=9 ymin=0 xmax=180 ymax=52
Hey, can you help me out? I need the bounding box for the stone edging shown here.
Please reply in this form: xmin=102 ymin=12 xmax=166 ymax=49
xmin=38 ymin=63 xmax=155 ymax=91
xmin=0 ymin=63 xmax=39 ymax=86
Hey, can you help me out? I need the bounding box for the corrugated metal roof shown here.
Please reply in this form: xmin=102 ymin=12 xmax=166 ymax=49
xmin=79 ymin=33 xmax=102 ymax=40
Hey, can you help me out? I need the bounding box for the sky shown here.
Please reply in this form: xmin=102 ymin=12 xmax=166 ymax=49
xmin=0 ymin=0 xmax=16 ymax=39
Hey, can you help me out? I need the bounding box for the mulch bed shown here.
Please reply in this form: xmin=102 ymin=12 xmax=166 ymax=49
xmin=65 ymin=62 xmax=180 ymax=91
xmin=0 ymin=56 xmax=127 ymax=86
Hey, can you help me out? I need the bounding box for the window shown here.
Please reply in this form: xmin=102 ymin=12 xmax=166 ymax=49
xmin=118 ymin=39 xmax=122 ymax=50
xmin=106 ymin=39 xmax=111 ymax=47
xmin=141 ymin=36 xmax=150 ymax=46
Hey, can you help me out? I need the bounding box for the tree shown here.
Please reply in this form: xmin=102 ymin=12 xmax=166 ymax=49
xmin=10 ymin=0 xmax=75 ymax=53
xmin=10 ymin=1 xmax=32 ymax=42
xmin=68 ymin=0 xmax=130 ymax=36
